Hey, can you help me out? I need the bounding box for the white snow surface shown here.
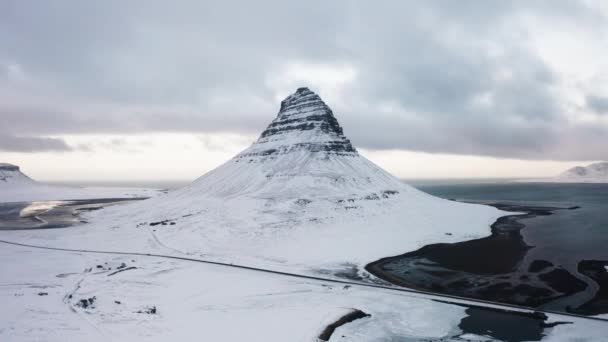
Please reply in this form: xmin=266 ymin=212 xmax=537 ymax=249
xmin=1 ymin=240 xmax=606 ymax=341
xmin=0 ymin=163 xmax=162 ymax=203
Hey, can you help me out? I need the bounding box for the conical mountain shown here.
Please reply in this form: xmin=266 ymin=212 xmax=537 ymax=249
xmin=91 ymin=87 xmax=500 ymax=270
xmin=238 ymin=87 xmax=357 ymax=159
xmin=176 ymin=87 xmax=408 ymax=200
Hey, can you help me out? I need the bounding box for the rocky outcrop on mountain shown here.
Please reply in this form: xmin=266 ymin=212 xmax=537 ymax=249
xmin=237 ymin=87 xmax=357 ymax=160
xmin=0 ymin=163 xmax=20 ymax=172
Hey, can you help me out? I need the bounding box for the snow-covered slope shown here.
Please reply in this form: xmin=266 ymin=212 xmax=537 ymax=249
xmin=65 ymin=87 xmax=503 ymax=273
xmin=175 ymin=87 xmax=406 ymax=205
xmin=555 ymin=162 xmax=608 ymax=183
xmin=0 ymin=163 xmax=36 ymax=186
xmin=0 ymin=163 xmax=160 ymax=203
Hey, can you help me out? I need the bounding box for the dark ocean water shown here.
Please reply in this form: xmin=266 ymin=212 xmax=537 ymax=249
xmin=411 ymin=181 xmax=608 ymax=264
xmin=401 ymin=180 xmax=608 ymax=313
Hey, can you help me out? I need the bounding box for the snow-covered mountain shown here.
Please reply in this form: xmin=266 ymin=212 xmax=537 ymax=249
xmin=0 ymin=163 xmax=160 ymax=203
xmin=0 ymin=163 xmax=36 ymax=186
xmin=177 ymin=87 xmax=404 ymax=202
xmin=84 ymin=87 xmax=502 ymax=272
xmin=555 ymin=162 xmax=608 ymax=183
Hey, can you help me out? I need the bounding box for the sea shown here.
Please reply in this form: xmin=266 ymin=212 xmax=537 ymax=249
xmin=402 ymin=179 xmax=608 ymax=313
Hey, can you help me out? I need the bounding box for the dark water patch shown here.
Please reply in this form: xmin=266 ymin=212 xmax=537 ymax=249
xmin=409 ymin=182 xmax=608 ymax=316
xmin=572 ymin=260 xmax=608 ymax=315
xmin=366 ymin=204 xmax=591 ymax=310
xmin=0 ymin=198 xmax=142 ymax=230
xmin=455 ymin=304 xmax=571 ymax=342
xmin=529 ymin=260 xmax=553 ymax=273
xmin=318 ymin=309 xmax=370 ymax=341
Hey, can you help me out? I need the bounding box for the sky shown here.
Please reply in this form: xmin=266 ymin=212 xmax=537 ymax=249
xmin=1 ymin=1 xmax=608 ymax=182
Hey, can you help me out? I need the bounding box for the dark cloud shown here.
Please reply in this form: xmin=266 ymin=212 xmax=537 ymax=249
xmin=0 ymin=134 xmax=71 ymax=152
xmin=0 ymin=0 xmax=607 ymax=160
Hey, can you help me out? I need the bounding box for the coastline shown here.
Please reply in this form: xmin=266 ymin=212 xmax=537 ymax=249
xmin=365 ymin=202 xmax=596 ymax=312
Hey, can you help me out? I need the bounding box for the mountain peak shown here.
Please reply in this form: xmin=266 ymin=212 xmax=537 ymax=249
xmin=0 ymin=163 xmax=32 ymax=184
xmin=0 ymin=163 xmax=19 ymax=171
xmin=237 ymin=87 xmax=357 ymax=160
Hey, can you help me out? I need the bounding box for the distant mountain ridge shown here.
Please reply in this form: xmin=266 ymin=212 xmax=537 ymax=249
xmin=556 ymin=162 xmax=608 ymax=183
xmin=0 ymin=163 xmax=36 ymax=185
xmin=0 ymin=163 xmax=160 ymax=203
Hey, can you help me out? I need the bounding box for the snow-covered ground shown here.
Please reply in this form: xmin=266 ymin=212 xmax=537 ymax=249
xmin=0 ymin=163 xmax=162 ymax=203
xmin=1 ymin=242 xmax=606 ymax=342
xmin=1 ymin=89 xmax=607 ymax=340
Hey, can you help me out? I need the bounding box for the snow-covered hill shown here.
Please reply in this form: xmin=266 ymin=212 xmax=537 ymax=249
xmin=0 ymin=163 xmax=160 ymax=203
xmin=555 ymin=162 xmax=608 ymax=183
xmin=0 ymin=163 xmax=36 ymax=186
xmin=71 ymin=87 xmax=503 ymax=273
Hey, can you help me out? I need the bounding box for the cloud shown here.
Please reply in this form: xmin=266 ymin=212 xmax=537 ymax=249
xmin=1 ymin=1 xmax=607 ymax=160
xmin=0 ymin=134 xmax=71 ymax=152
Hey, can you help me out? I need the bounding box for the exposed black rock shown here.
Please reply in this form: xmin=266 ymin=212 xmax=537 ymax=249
xmin=295 ymin=199 xmax=312 ymax=206
xmin=149 ymin=219 xmax=174 ymax=226
xmin=0 ymin=164 xmax=20 ymax=171
xmin=381 ymin=190 xmax=399 ymax=198
xmin=76 ymin=296 xmax=97 ymax=309
xmin=363 ymin=193 xmax=380 ymax=200
xmin=237 ymin=87 xmax=357 ymax=159
xmin=137 ymin=306 xmax=157 ymax=314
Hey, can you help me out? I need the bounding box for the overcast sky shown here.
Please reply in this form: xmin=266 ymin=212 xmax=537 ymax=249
xmin=1 ymin=1 xmax=607 ymax=182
